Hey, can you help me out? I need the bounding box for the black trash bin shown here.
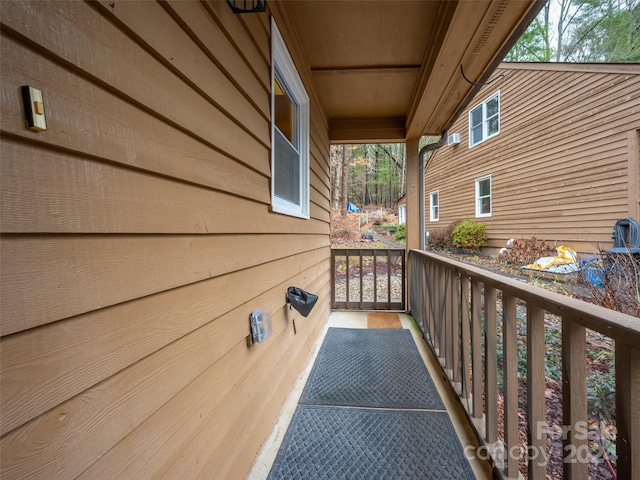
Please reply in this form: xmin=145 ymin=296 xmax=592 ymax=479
xmin=605 ymin=218 xmax=640 ymax=256
xmin=603 ymin=218 xmax=640 ymax=280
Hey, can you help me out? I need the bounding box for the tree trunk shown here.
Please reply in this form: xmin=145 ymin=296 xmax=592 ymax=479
xmin=341 ymin=144 xmax=348 ymax=217
xmin=374 ymin=148 xmax=380 ymax=205
xmin=364 ymin=157 xmax=370 ymax=205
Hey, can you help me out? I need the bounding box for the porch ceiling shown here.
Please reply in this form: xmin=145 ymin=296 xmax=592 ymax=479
xmin=279 ymin=0 xmax=543 ymax=143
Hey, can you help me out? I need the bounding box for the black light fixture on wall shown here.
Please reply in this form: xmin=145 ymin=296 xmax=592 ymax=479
xmin=226 ymin=0 xmax=266 ymax=14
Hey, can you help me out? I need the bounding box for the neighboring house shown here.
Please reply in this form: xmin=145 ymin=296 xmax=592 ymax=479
xmin=424 ymin=63 xmax=640 ymax=253
xmin=0 ymin=2 xmax=540 ymax=478
xmin=397 ymin=194 xmax=407 ymax=224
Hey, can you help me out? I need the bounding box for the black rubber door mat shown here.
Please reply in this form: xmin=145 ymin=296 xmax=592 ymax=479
xmin=267 ymin=405 xmax=475 ymax=479
xmin=299 ymin=328 xmax=444 ymax=409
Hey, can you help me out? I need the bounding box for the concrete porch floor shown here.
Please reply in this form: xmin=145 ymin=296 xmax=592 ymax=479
xmin=246 ymin=312 xmax=493 ymax=479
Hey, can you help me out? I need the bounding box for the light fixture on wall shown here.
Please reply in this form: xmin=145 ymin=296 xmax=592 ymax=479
xmin=285 ymin=287 xmax=318 ymax=317
xmin=447 ymin=133 xmax=461 ymax=145
xmin=226 ymin=0 xmax=266 ymax=14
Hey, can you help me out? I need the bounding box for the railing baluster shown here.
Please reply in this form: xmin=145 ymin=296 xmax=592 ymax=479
xmin=359 ymin=250 xmax=364 ymax=309
xmin=427 ymin=260 xmax=436 ymax=346
xmin=439 ymin=265 xmax=448 ymax=365
xmin=527 ymin=305 xmax=547 ymax=480
xmin=373 ymin=251 xmax=378 ymax=307
xmin=503 ymin=293 xmax=519 ymax=478
xmin=471 ymin=277 xmax=483 ymax=420
xmin=452 ymin=271 xmax=461 ymax=385
xmin=418 ymin=256 xmax=425 ymax=329
xmin=561 ymin=317 xmax=587 ymax=480
xmin=330 ymin=250 xmax=337 ymax=309
xmin=615 ymin=341 xmax=640 ymax=480
xmin=386 ymin=250 xmax=391 ymax=310
xmin=445 ymin=268 xmax=454 ymax=376
xmin=461 ymin=276 xmax=471 ymax=399
xmin=345 ymin=250 xmax=350 ymax=306
xmin=485 ymin=285 xmax=498 ymax=446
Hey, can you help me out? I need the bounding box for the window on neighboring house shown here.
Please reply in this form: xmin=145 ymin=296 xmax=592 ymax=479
xmin=469 ymin=91 xmax=500 ymax=147
xmin=271 ymin=18 xmax=309 ymax=218
xmin=475 ymin=176 xmax=492 ymax=217
xmin=429 ymin=191 xmax=439 ymax=222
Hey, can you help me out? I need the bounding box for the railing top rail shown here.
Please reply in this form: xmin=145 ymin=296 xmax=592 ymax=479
xmin=332 ymin=248 xmax=406 ymax=255
xmin=410 ymin=249 xmax=640 ymax=346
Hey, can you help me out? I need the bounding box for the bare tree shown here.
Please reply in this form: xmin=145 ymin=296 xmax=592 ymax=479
xmin=341 ymin=144 xmax=348 ymax=217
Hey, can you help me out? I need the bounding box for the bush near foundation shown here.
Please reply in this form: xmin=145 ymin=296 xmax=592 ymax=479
xmin=500 ymin=235 xmax=556 ymax=266
xmin=451 ymin=219 xmax=487 ymax=250
xmin=393 ymin=224 xmax=406 ymax=243
xmin=427 ymin=222 xmax=457 ymax=249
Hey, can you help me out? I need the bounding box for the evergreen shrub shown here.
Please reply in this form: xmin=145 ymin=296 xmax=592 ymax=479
xmin=393 ymin=224 xmax=406 ymax=243
xmin=451 ymin=219 xmax=487 ymax=250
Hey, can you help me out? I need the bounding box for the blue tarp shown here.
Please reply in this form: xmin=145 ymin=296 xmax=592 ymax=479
xmin=347 ymin=202 xmax=359 ymax=213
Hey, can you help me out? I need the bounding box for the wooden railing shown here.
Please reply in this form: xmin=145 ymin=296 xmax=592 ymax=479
xmin=331 ymin=248 xmax=405 ymax=311
xmin=409 ymin=249 xmax=640 ymax=480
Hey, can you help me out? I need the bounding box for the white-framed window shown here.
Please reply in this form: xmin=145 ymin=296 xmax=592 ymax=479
xmin=475 ymin=175 xmax=492 ymax=217
xmin=271 ymin=18 xmax=309 ymax=218
xmin=469 ymin=91 xmax=500 ymax=147
xmin=398 ymin=205 xmax=406 ymax=225
xmin=429 ymin=191 xmax=439 ymax=222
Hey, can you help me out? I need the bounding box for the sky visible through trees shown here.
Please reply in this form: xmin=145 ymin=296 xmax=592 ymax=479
xmin=506 ymin=0 xmax=640 ymax=62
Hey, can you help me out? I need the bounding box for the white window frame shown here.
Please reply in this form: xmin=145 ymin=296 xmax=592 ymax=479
xmin=469 ymin=91 xmax=500 ymax=148
xmin=429 ymin=191 xmax=439 ymax=222
xmin=475 ymin=175 xmax=492 ymax=218
xmin=398 ymin=205 xmax=406 ymax=225
xmin=271 ymin=18 xmax=309 ymax=218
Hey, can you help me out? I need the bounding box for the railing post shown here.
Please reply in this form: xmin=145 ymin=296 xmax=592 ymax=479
xmin=561 ymin=318 xmax=587 ymax=480
xmin=616 ymin=341 xmax=640 ymax=479
xmin=502 ymin=293 xmax=519 ymax=478
xmin=401 ymin=251 xmax=406 ymax=311
xmin=527 ymin=305 xmax=547 ymax=480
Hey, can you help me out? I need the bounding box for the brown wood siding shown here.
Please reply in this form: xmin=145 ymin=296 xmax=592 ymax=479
xmin=425 ymin=64 xmax=640 ymax=252
xmin=0 ymin=1 xmax=330 ymax=478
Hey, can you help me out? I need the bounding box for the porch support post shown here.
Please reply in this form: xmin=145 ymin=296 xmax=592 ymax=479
xmin=406 ymin=137 xmax=420 ymax=313
xmin=406 ymin=137 xmax=421 ymax=253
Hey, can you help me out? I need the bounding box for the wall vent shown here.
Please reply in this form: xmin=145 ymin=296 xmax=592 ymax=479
xmin=447 ymin=133 xmax=461 ymax=145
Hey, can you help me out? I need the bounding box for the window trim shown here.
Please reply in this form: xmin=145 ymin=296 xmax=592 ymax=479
xmin=475 ymin=175 xmax=492 ymax=218
xmin=429 ymin=191 xmax=439 ymax=222
xmin=469 ymin=91 xmax=500 ymax=148
xmin=271 ymin=17 xmax=309 ymax=219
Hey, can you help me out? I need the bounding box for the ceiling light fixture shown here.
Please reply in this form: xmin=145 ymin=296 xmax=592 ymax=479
xmin=226 ymin=0 xmax=266 ymax=14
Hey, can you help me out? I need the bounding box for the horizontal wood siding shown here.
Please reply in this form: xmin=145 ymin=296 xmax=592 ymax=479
xmin=0 ymin=1 xmax=330 ymax=478
xmin=425 ymin=64 xmax=640 ymax=252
